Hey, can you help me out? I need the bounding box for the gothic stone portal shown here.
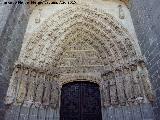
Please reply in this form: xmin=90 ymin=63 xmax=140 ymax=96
xmin=5 ymin=4 xmax=155 ymax=120
xmin=60 ymin=81 xmax=102 ymax=120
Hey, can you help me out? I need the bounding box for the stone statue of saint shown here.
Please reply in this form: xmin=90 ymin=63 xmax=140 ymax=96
xmin=138 ymin=61 xmax=155 ymax=102
xmin=16 ymin=68 xmax=29 ymax=104
xmin=102 ymin=74 xmax=110 ymax=107
xmin=5 ymin=67 xmax=21 ymax=104
xmin=50 ymin=80 xmax=59 ymax=109
xmin=42 ymin=76 xmax=51 ymax=106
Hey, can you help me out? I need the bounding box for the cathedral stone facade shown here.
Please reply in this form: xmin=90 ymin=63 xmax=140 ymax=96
xmin=0 ymin=0 xmax=160 ymax=120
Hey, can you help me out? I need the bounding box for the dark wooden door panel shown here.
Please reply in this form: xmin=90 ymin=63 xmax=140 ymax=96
xmin=60 ymin=81 xmax=102 ymax=120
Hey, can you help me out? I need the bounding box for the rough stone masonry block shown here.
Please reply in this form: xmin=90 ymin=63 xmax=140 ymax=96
xmin=5 ymin=105 xmax=21 ymax=120
xmin=19 ymin=106 xmax=30 ymax=120
xmin=132 ymin=105 xmax=142 ymax=120
xmin=38 ymin=108 xmax=46 ymax=120
xmin=114 ymin=106 xmax=124 ymax=120
xmin=28 ymin=107 xmax=38 ymax=120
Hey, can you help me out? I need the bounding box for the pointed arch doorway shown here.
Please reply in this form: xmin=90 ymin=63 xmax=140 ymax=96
xmin=60 ymin=81 xmax=102 ymax=120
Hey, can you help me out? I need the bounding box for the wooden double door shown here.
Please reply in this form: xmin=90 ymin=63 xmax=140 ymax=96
xmin=60 ymin=81 xmax=102 ymax=120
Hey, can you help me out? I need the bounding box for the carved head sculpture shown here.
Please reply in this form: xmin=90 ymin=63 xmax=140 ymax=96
xmin=130 ymin=64 xmax=137 ymax=71
xmin=116 ymin=69 xmax=123 ymax=78
xmin=138 ymin=61 xmax=146 ymax=69
xmin=32 ymin=69 xmax=37 ymax=77
xmin=15 ymin=67 xmax=19 ymax=73
xmin=38 ymin=72 xmax=45 ymax=81
xmin=24 ymin=67 xmax=29 ymax=75
xmin=107 ymin=71 xmax=114 ymax=80
xmin=123 ymin=67 xmax=129 ymax=75
xmin=118 ymin=4 xmax=125 ymax=19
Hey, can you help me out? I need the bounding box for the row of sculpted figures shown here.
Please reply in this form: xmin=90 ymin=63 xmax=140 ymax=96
xmin=5 ymin=65 xmax=60 ymax=109
xmin=101 ymin=60 xmax=155 ymax=107
xmin=5 ymin=60 xmax=155 ymax=109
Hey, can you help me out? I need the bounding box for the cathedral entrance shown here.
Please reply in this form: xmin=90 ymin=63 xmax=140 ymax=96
xmin=4 ymin=3 xmax=155 ymax=120
xmin=60 ymin=81 xmax=102 ymax=120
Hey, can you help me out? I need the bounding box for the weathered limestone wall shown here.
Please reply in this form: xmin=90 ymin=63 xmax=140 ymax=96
xmin=0 ymin=0 xmax=30 ymax=119
xmin=129 ymin=0 xmax=160 ymax=119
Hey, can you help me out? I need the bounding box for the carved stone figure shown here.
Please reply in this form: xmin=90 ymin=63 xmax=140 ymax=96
xmin=138 ymin=61 xmax=155 ymax=102
xmin=123 ymin=67 xmax=134 ymax=104
xmin=35 ymin=9 xmax=42 ymax=23
xmin=118 ymin=5 xmax=125 ymax=19
xmin=115 ymin=69 xmax=126 ymax=105
xmin=5 ymin=66 xmax=21 ymax=104
xmin=108 ymin=71 xmax=118 ymax=105
xmin=102 ymin=75 xmax=110 ymax=107
xmin=25 ymin=70 xmax=37 ymax=105
xmin=16 ymin=68 xmax=29 ymax=104
xmin=34 ymin=73 xmax=45 ymax=107
xmin=130 ymin=64 xmax=143 ymax=104
xmin=50 ymin=80 xmax=59 ymax=109
xmin=42 ymin=76 xmax=51 ymax=106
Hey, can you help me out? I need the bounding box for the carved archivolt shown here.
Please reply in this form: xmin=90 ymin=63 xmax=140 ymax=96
xmin=19 ymin=5 xmax=141 ymax=69
xmin=5 ymin=5 xmax=154 ymax=108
